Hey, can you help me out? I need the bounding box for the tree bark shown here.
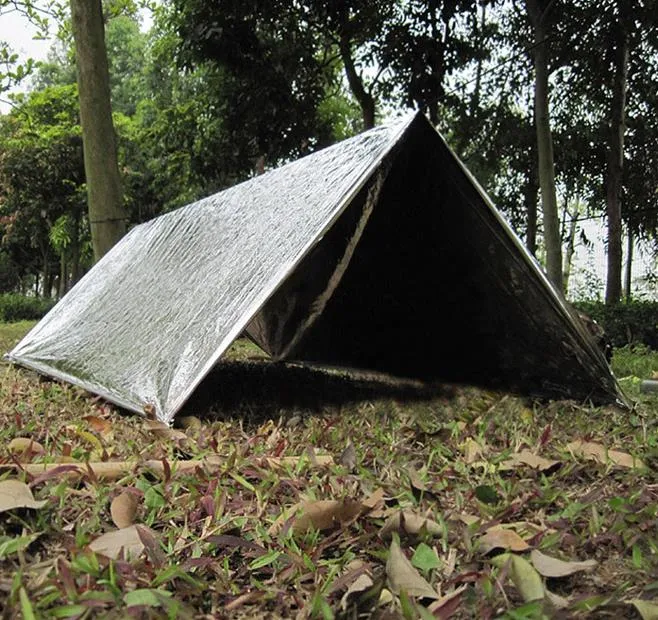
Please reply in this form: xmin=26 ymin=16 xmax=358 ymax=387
xmin=524 ymin=173 xmax=538 ymax=255
xmin=562 ymin=200 xmax=580 ymax=295
xmin=70 ymin=0 xmax=126 ymax=262
xmin=527 ymin=0 xmax=562 ymax=293
xmin=339 ymin=32 xmax=375 ymax=129
xmin=604 ymin=4 xmax=629 ymax=305
xmin=624 ymin=226 xmax=633 ymax=302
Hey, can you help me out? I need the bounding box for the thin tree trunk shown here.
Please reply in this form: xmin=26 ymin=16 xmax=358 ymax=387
xmin=524 ymin=175 xmax=538 ymax=255
xmin=562 ymin=200 xmax=580 ymax=294
xmin=527 ymin=0 xmax=562 ymax=293
xmin=41 ymin=255 xmax=50 ymax=299
xmin=339 ymin=32 xmax=375 ymax=129
xmin=58 ymin=256 xmax=67 ymax=299
xmin=624 ymin=226 xmax=633 ymax=302
xmin=70 ymin=0 xmax=127 ymax=262
xmin=604 ymin=4 xmax=629 ymax=305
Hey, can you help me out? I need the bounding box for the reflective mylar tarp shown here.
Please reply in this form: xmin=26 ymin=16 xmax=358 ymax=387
xmin=7 ymin=113 xmax=627 ymax=423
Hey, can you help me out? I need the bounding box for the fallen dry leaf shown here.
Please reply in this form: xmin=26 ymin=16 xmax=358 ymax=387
xmin=380 ymin=510 xmax=444 ymax=538
xmin=630 ymin=598 xmax=658 ymax=620
xmin=408 ymin=468 xmax=429 ymax=492
xmin=545 ymin=588 xmax=570 ymax=610
xmin=428 ymin=585 xmax=468 ymax=616
xmin=8 ymin=437 xmax=45 ymax=458
xmin=462 ymin=438 xmax=484 ymax=464
xmin=83 ymin=415 xmax=112 ymax=436
xmin=386 ymin=538 xmax=440 ymax=600
xmin=567 ymin=441 xmax=644 ymax=469
xmin=143 ymin=420 xmax=188 ymax=442
xmin=89 ymin=525 xmax=153 ymax=561
xmin=491 ymin=553 xmax=545 ymax=602
xmin=341 ymin=573 xmax=375 ymax=612
xmin=291 ymin=499 xmax=364 ymax=533
xmin=339 ymin=441 xmax=357 ymax=471
xmin=2 ymin=454 xmax=333 ymax=482
xmin=477 ymin=527 xmax=530 ymax=554
xmin=262 ymin=454 xmax=334 ymax=470
xmin=0 ymin=480 xmax=47 ymax=512
xmin=500 ymin=449 xmax=560 ymax=472
xmin=530 ymin=549 xmax=597 ymax=577
xmin=110 ymin=491 xmax=139 ymax=529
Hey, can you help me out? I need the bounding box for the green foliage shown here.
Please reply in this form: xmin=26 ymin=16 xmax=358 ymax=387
xmin=575 ymin=301 xmax=658 ymax=349
xmin=0 ymin=294 xmax=54 ymax=322
xmin=612 ymin=344 xmax=658 ymax=381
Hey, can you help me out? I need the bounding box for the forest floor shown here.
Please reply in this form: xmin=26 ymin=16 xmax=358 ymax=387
xmin=0 ymin=322 xmax=657 ymax=619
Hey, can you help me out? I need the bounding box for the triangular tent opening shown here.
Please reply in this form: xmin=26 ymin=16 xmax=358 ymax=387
xmin=7 ymin=113 xmax=627 ymax=423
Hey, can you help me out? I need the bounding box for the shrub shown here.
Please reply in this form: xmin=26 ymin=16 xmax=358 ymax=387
xmin=0 ymin=294 xmax=56 ymax=322
xmin=574 ymin=300 xmax=658 ymax=350
xmin=611 ymin=344 xmax=658 ymax=379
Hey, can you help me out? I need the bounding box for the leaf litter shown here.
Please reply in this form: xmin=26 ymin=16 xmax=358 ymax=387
xmin=0 ymin=329 xmax=656 ymax=617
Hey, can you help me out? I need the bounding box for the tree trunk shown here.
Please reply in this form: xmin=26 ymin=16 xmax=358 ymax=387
xmin=624 ymin=226 xmax=633 ymax=302
xmin=604 ymin=4 xmax=629 ymax=306
xmin=562 ymin=200 xmax=580 ymax=295
xmin=524 ymin=175 xmax=538 ymax=255
xmin=70 ymin=0 xmax=126 ymax=262
xmin=527 ymin=0 xmax=562 ymax=293
xmin=339 ymin=32 xmax=375 ymax=129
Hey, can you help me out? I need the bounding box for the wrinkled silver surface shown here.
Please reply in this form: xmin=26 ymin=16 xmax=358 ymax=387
xmin=8 ymin=119 xmax=408 ymax=422
xmin=8 ymin=113 xmax=628 ymax=422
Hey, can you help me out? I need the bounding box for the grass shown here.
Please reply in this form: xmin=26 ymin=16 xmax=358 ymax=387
xmin=0 ymin=321 xmax=657 ymax=619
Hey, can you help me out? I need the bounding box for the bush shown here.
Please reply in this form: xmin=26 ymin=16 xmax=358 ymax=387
xmin=611 ymin=344 xmax=658 ymax=379
xmin=0 ymin=294 xmax=56 ymax=322
xmin=574 ymin=300 xmax=658 ymax=350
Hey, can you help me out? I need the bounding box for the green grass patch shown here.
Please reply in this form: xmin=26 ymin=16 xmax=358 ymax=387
xmin=0 ymin=321 xmax=656 ymax=618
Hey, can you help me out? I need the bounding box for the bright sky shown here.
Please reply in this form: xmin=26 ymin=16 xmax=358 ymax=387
xmin=0 ymin=4 xmax=54 ymax=113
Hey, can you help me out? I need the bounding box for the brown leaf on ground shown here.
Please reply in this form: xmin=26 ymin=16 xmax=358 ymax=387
xmin=339 ymin=441 xmax=357 ymax=471
xmin=88 ymin=525 xmax=153 ymax=561
xmin=3 ymin=454 xmax=333 ymax=481
xmin=0 ymin=479 xmax=47 ymax=512
xmin=386 ymin=538 xmax=440 ymax=600
xmin=491 ymin=553 xmax=545 ymax=602
xmin=566 ymin=440 xmax=645 ymax=469
xmin=82 ymin=415 xmax=113 ymax=436
xmin=110 ymin=490 xmax=139 ymax=529
xmin=8 ymin=437 xmax=45 ymax=458
xmin=143 ymin=420 xmax=188 ymax=442
xmin=408 ymin=468 xmax=429 ymax=492
xmin=340 ymin=573 xmax=375 ymax=612
xmin=428 ymin=585 xmax=467 ymax=616
xmin=380 ymin=510 xmax=444 ymax=538
xmin=500 ymin=449 xmax=560 ymax=472
xmin=462 ymin=438 xmax=484 ymax=464
xmin=530 ymin=549 xmax=597 ymax=577
xmin=477 ymin=527 xmax=530 ymax=554
xmin=362 ymin=488 xmax=386 ymax=517
xmin=291 ymin=499 xmax=364 ymax=534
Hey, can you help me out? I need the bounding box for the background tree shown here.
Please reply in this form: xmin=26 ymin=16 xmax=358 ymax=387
xmin=524 ymin=0 xmax=562 ymax=292
xmin=70 ymin=0 xmax=126 ymax=261
xmin=0 ymin=84 xmax=88 ymax=295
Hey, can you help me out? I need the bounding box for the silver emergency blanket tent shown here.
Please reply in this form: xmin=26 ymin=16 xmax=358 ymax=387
xmin=7 ymin=113 xmax=627 ymax=423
